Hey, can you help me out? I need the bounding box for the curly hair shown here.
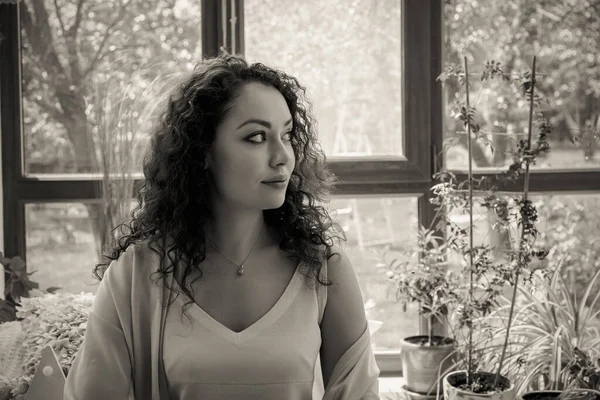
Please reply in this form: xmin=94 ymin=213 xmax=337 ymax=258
xmin=92 ymin=52 xmax=346 ymax=322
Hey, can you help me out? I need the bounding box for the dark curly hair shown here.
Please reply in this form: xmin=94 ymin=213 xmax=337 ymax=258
xmin=92 ymin=52 xmax=346 ymax=322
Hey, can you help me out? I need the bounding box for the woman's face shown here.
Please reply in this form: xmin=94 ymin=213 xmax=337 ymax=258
xmin=205 ymin=81 xmax=296 ymax=212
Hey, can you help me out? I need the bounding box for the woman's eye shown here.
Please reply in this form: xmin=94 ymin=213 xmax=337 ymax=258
xmin=247 ymin=131 xmax=293 ymax=143
xmin=247 ymin=132 xmax=266 ymax=143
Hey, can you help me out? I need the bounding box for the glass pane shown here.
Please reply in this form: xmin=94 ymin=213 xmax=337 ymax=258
xmin=532 ymin=193 xmax=600 ymax=305
xmin=329 ymin=196 xmax=419 ymax=351
xmin=244 ymin=0 xmax=402 ymax=157
xmin=443 ymin=2 xmax=600 ymax=171
xmin=25 ymin=203 xmax=102 ymax=294
xmin=21 ymin=0 xmax=202 ymax=175
xmin=446 ymin=193 xmax=600 ymax=300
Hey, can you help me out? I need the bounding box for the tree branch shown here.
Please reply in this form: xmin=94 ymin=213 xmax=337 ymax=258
xmin=63 ymin=0 xmax=88 ymax=86
xmin=52 ymin=0 xmax=67 ymax=36
xmin=72 ymin=0 xmax=85 ymax=34
xmin=32 ymin=92 xmax=66 ymax=125
xmin=82 ymin=1 xmax=129 ymax=81
xmin=21 ymin=1 xmax=68 ymax=82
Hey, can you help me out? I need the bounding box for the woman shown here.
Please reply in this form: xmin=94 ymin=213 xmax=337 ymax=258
xmin=64 ymin=53 xmax=380 ymax=399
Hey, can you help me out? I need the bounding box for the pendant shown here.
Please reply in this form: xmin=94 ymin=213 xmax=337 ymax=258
xmin=237 ymin=264 xmax=244 ymax=275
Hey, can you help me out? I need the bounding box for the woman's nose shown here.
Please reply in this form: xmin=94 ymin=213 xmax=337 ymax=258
xmin=270 ymin=139 xmax=291 ymax=166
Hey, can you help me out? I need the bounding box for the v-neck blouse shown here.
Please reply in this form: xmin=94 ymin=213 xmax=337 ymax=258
xmin=162 ymin=262 xmax=327 ymax=400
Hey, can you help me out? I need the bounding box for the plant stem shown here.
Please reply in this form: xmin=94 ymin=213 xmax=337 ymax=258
xmin=464 ymin=56 xmax=475 ymax=386
xmin=428 ymin=314 xmax=433 ymax=345
xmin=493 ymin=56 xmax=537 ymax=388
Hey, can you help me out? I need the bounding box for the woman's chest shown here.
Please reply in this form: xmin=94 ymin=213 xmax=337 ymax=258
xmin=178 ymin=251 xmax=300 ymax=333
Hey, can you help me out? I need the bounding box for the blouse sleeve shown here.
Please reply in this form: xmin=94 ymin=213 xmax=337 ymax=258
xmin=322 ymin=324 xmax=381 ymax=400
xmin=63 ymin=260 xmax=135 ymax=400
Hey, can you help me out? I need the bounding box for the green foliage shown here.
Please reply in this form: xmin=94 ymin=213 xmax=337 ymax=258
xmin=444 ymin=0 xmax=600 ymax=166
xmin=8 ymin=292 xmax=94 ymax=399
xmin=475 ymin=260 xmax=600 ymax=394
xmin=0 ymin=253 xmax=41 ymax=324
xmin=564 ymin=348 xmax=600 ymax=397
xmin=536 ymin=196 xmax=600 ymax=304
xmin=434 ymin=55 xmax=553 ymax=392
xmin=384 ymin=226 xmax=461 ymax=342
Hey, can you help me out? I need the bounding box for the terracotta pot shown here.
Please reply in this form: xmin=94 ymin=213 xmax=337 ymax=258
xmin=401 ymin=335 xmax=455 ymax=395
xmin=443 ymin=370 xmax=515 ymax=400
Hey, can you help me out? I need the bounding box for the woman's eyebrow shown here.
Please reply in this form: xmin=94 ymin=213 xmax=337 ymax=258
xmin=236 ymin=118 xmax=293 ymax=130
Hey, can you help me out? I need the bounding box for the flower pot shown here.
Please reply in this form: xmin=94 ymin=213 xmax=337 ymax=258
xmin=443 ymin=370 xmax=515 ymax=400
xmin=401 ymin=335 xmax=455 ymax=395
xmin=521 ymin=390 xmax=600 ymax=400
xmin=520 ymin=391 xmax=563 ymax=400
xmin=400 ymin=384 xmax=440 ymax=400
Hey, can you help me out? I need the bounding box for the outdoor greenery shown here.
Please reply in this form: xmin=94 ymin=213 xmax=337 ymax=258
xmin=444 ymin=0 xmax=600 ymax=170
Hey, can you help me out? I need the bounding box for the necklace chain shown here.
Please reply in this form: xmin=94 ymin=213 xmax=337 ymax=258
xmin=205 ymin=225 xmax=264 ymax=276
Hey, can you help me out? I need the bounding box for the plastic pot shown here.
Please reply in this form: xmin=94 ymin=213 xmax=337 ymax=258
xmin=401 ymin=335 xmax=455 ymax=395
xmin=443 ymin=370 xmax=515 ymax=400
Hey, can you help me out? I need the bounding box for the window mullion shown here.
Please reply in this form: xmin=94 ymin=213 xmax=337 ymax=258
xmin=1 ymin=4 xmax=25 ymax=262
xmin=202 ymin=0 xmax=244 ymax=58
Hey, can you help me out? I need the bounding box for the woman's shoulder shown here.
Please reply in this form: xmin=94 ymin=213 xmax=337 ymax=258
xmin=103 ymin=237 xmax=164 ymax=287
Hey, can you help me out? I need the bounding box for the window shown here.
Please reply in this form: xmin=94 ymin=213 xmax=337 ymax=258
xmin=2 ymin=0 xmax=203 ymax=288
xmin=20 ymin=0 xmax=203 ymax=175
xmin=25 ymin=203 xmax=102 ymax=294
xmin=444 ymin=1 xmax=600 ymax=182
xmin=244 ymin=0 xmax=402 ymax=157
xmin=2 ymin=1 xmax=439 ymax=378
xmin=328 ymin=196 xmax=421 ymax=351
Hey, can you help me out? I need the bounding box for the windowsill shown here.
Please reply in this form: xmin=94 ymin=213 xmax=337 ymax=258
xmin=379 ymin=376 xmax=406 ymax=399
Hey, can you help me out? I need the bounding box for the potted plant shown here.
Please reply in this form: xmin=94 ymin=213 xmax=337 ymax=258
xmin=434 ymin=56 xmax=553 ymax=400
xmin=0 ymin=252 xmax=41 ymax=324
xmin=1 ymin=292 xmax=94 ymax=399
xmin=385 ymin=226 xmax=460 ymax=398
xmin=478 ymin=254 xmax=600 ymax=399
xmin=521 ymin=347 xmax=600 ymax=400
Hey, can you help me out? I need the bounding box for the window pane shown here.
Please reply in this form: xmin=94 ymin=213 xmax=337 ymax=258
xmin=25 ymin=203 xmax=102 ymax=294
xmin=329 ymin=196 xmax=419 ymax=351
xmin=443 ymin=2 xmax=600 ymax=171
xmin=446 ymin=193 xmax=600 ymax=298
xmin=20 ymin=0 xmax=202 ymax=175
xmin=244 ymin=0 xmax=402 ymax=158
xmin=532 ymin=193 xmax=600 ymax=301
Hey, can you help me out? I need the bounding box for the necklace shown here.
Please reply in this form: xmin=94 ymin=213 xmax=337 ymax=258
xmin=205 ymin=225 xmax=264 ymax=276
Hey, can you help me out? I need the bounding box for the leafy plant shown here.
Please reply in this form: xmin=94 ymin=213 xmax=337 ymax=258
xmin=385 ymin=226 xmax=461 ymax=344
xmin=91 ymin=67 xmax=181 ymax=258
xmin=434 ymin=56 xmax=553 ymax=393
xmin=536 ymin=196 xmax=600 ymax=306
xmin=475 ymin=255 xmax=600 ymax=395
xmin=0 ymin=253 xmax=42 ymax=324
xmin=563 ymin=348 xmax=600 ymax=398
xmin=6 ymin=292 xmax=94 ymax=399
